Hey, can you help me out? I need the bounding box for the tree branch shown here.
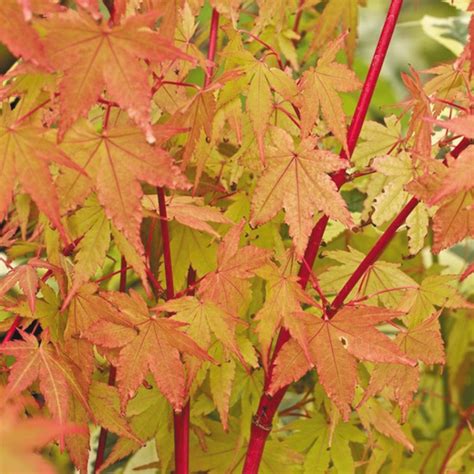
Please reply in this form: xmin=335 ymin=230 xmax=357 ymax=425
xmin=243 ymin=1 xmax=406 ymax=471
xmin=94 ymin=256 xmax=127 ymax=472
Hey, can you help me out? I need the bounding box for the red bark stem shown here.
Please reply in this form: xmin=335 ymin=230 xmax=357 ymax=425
xmin=243 ymin=1 xmax=405 ymax=471
xmin=328 ymin=137 xmax=470 ymax=315
xmin=204 ymin=9 xmax=220 ymax=87
xmin=299 ymin=0 xmax=405 ymax=288
xmin=157 ymin=186 xmax=190 ymax=472
xmin=94 ymin=256 xmax=126 ymax=473
xmin=157 ymin=187 xmax=175 ymax=300
xmin=169 ymin=11 xmax=219 ymax=470
xmin=243 ymin=135 xmax=471 ymax=473
xmin=437 ymin=404 xmax=474 ymax=474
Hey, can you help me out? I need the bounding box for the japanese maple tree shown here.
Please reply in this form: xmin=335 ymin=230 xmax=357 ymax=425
xmin=0 ymin=0 xmax=473 ymax=473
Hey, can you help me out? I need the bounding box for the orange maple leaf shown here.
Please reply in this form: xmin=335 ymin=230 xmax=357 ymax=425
xmin=360 ymin=312 xmax=444 ymax=421
xmin=1 ymin=332 xmax=89 ymax=449
xmin=197 ymin=221 xmax=270 ymax=314
xmin=250 ymin=128 xmax=352 ymax=256
xmin=0 ymin=107 xmax=86 ymax=244
xmin=41 ymin=9 xmax=192 ymax=140
xmin=58 ymin=120 xmax=189 ymax=255
xmin=84 ymin=290 xmax=213 ymax=411
xmin=0 ymin=0 xmax=51 ymax=68
xmin=269 ymin=305 xmax=416 ymax=420
xmin=0 ymin=394 xmax=84 ymax=474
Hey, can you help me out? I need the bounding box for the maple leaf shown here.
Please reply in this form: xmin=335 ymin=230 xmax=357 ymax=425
xmin=254 ymin=253 xmax=315 ymax=369
xmin=319 ymin=248 xmax=418 ymax=308
xmin=250 ymin=128 xmax=352 ymax=257
xmin=220 ymin=38 xmax=298 ymax=164
xmin=0 ymin=263 xmax=39 ymax=313
xmin=306 ymin=0 xmax=363 ymax=65
xmin=0 ymin=106 xmax=86 ymax=244
xmin=169 ymin=90 xmax=216 ymax=169
xmin=269 ymin=306 xmax=416 ymax=420
xmin=427 ymin=146 xmax=474 ymax=205
xmin=360 ymin=312 xmax=445 ymax=421
xmin=99 ymin=384 xmax=173 ymax=473
xmin=41 ymin=9 xmax=191 ymax=140
xmin=407 ymin=149 xmax=474 ymax=253
xmin=89 ymin=381 xmax=142 ymax=443
xmin=299 ymin=36 xmax=362 ymax=148
xmin=63 ymin=283 xmax=118 ymax=385
xmin=351 ymin=115 xmax=402 ymax=168
xmin=65 ymin=195 xmax=151 ymax=296
xmin=142 ymin=194 xmax=231 ymax=238
xmin=285 ymin=414 xmax=366 ymax=474
xmin=431 ymin=114 xmax=474 ymax=139
xmin=197 ymin=221 xmax=270 ymax=314
xmin=357 ymin=398 xmax=414 ymax=451
xmin=159 ymin=296 xmax=245 ymax=364
xmin=84 ymin=290 xmax=213 ymax=411
xmin=0 ymin=395 xmax=84 ymax=474
xmin=58 ymin=120 xmax=189 ymax=255
xmin=0 ymin=331 xmax=89 ymax=448
xmin=159 ymin=296 xmax=246 ymax=422
xmin=397 ymin=275 xmax=472 ymax=326
xmin=0 ymin=0 xmax=50 ymax=68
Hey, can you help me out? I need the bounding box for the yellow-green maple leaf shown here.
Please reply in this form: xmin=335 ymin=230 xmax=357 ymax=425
xmin=250 ymin=128 xmax=352 ymax=257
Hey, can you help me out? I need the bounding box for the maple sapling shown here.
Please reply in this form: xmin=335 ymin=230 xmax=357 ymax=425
xmin=0 ymin=0 xmax=473 ymax=473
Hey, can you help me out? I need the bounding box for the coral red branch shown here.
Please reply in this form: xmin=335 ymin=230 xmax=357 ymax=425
xmin=94 ymin=256 xmax=126 ymax=472
xmin=204 ymin=9 xmax=220 ymax=87
xmin=243 ymin=1 xmax=406 ymax=471
xmin=328 ymin=137 xmax=470 ymax=315
xmin=438 ymin=404 xmax=474 ymax=474
xmin=157 ymin=187 xmax=174 ymax=300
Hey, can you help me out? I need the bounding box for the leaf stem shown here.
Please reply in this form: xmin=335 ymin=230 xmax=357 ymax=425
xmin=243 ymin=136 xmax=471 ymax=472
xmin=94 ymin=256 xmax=126 ymax=472
xmin=437 ymin=404 xmax=474 ymax=474
xmin=157 ymin=187 xmax=174 ymax=300
xmin=328 ymin=137 xmax=470 ymax=316
xmin=205 ymin=9 xmax=220 ymax=87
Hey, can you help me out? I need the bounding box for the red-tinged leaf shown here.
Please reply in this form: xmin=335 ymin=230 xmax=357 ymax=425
xmin=361 ymin=312 xmax=444 ymax=421
xmin=84 ymin=290 xmax=212 ymax=411
xmin=63 ymin=284 xmax=117 ymax=385
xmin=0 ymin=112 xmax=86 ymax=244
xmin=0 ymin=264 xmax=39 ymax=313
xmin=197 ymin=221 xmax=270 ymax=314
xmin=250 ymin=128 xmax=352 ymax=256
xmin=0 ymin=0 xmax=49 ymax=68
xmin=431 ymin=114 xmax=474 ymax=139
xmin=58 ymin=120 xmax=189 ymax=255
xmin=254 ymin=254 xmax=315 ymax=370
xmin=0 ymin=395 xmax=85 ymax=474
xmin=143 ymin=195 xmax=231 ymax=238
xmin=428 ymin=146 xmax=474 ymax=205
xmin=1 ymin=332 xmax=83 ymax=448
xmin=76 ymin=0 xmax=101 ymax=20
xmin=408 ymin=154 xmax=474 ymax=253
xmin=41 ymin=9 xmax=192 ymax=140
xmin=159 ymin=296 xmax=246 ymax=366
xmin=269 ymin=306 xmax=416 ymax=420
xmin=299 ymin=36 xmax=361 ymax=147
xmin=357 ymin=399 xmax=414 ymax=451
